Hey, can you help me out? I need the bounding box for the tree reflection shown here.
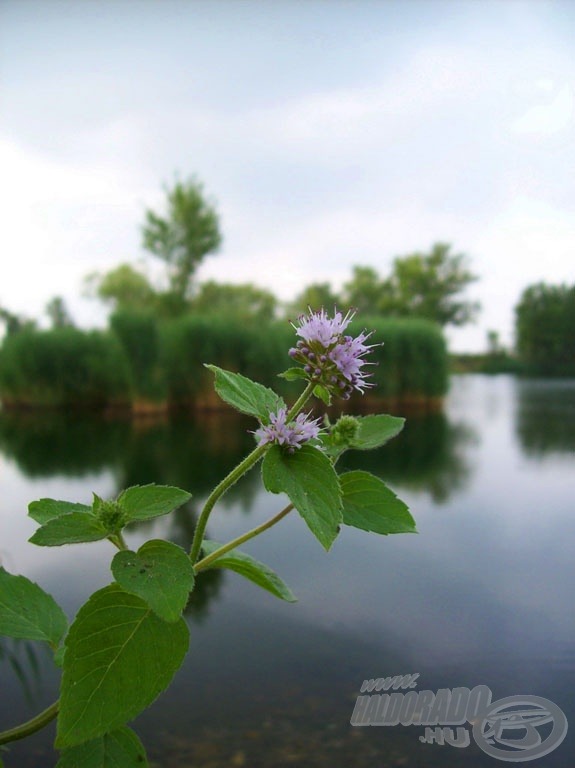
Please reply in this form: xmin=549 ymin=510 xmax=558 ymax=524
xmin=0 ymin=407 xmax=476 ymax=508
xmin=515 ymin=380 xmax=575 ymax=457
xmin=0 ymin=410 xmax=260 ymax=505
xmin=340 ymin=411 xmax=477 ymax=503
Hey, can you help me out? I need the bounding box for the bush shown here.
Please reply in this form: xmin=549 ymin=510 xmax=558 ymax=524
xmin=160 ymin=315 xmax=294 ymax=406
xmin=0 ymin=328 xmax=131 ymax=408
xmin=110 ymin=311 xmax=166 ymax=401
xmin=0 ymin=316 xmax=448 ymax=410
xmin=351 ymin=317 xmax=448 ymax=402
xmin=515 ymin=282 xmax=575 ymax=376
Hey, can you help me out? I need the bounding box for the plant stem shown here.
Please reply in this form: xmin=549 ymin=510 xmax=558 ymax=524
xmin=189 ymin=443 xmax=267 ymax=562
xmin=286 ymin=380 xmax=316 ymax=420
xmin=194 ymin=502 xmax=294 ymax=572
xmin=107 ymin=531 xmax=129 ymax=551
xmin=189 ymin=380 xmax=317 ymax=564
xmin=0 ymin=700 xmax=59 ymax=745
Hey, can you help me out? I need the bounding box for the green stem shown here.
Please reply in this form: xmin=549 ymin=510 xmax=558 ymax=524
xmin=107 ymin=531 xmax=128 ymax=551
xmin=194 ymin=502 xmax=294 ymax=572
xmin=0 ymin=700 xmax=59 ymax=745
xmin=286 ymin=380 xmax=316 ymax=420
xmin=189 ymin=443 xmax=267 ymax=562
xmin=189 ymin=379 xmax=317 ymax=564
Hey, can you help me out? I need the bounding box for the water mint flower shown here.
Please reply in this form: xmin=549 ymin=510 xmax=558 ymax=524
xmin=289 ymin=308 xmax=377 ymax=398
xmin=254 ymin=408 xmax=321 ymax=452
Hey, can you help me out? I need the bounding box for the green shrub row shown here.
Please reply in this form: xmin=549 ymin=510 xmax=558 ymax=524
xmin=0 ymin=314 xmax=448 ymax=409
xmin=351 ymin=317 xmax=448 ymax=401
xmin=0 ymin=328 xmax=131 ymax=408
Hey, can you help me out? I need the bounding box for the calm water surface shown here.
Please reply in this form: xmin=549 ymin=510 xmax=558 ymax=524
xmin=0 ymin=375 xmax=574 ymax=767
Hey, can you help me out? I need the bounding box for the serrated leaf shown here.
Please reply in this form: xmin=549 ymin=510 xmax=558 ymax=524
xmin=262 ymin=444 xmax=342 ymax=550
xmin=117 ymin=484 xmax=192 ymax=523
xmin=200 ymin=540 xmax=296 ymax=602
xmin=340 ymin=471 xmax=416 ymax=535
xmin=0 ymin=567 xmax=67 ymax=648
xmin=322 ymin=413 xmax=406 ymax=461
xmin=353 ymin=414 xmax=405 ymax=451
xmin=278 ymin=367 xmax=308 ymax=381
xmin=29 ymin=512 xmax=108 ymax=547
xmin=57 ymin=584 xmax=189 ymax=748
xmin=56 ymin=725 xmax=148 ymax=768
xmin=112 ymin=540 xmax=194 ymax=622
xmin=313 ymin=383 xmax=331 ymax=406
xmin=205 ymin=364 xmax=285 ymax=421
xmin=28 ymin=499 xmax=92 ymax=525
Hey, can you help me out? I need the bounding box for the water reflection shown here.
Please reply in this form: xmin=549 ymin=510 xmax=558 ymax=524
xmin=515 ymin=379 xmax=575 ymax=458
xmin=342 ymin=411 xmax=477 ymax=502
xmin=0 ymin=406 xmax=474 ymax=505
xmin=0 ymin=410 xmax=261 ymax=504
xmin=1 ymin=379 xmax=574 ymax=767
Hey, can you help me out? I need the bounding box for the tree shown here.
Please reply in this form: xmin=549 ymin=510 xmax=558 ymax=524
xmin=0 ymin=305 xmax=36 ymax=336
xmin=486 ymin=330 xmax=501 ymax=355
xmin=142 ymin=178 xmax=222 ymax=312
xmin=191 ymin=281 xmax=278 ymax=323
xmin=380 ymin=243 xmax=480 ymax=327
xmin=45 ymin=296 xmax=74 ymax=329
xmin=289 ymin=282 xmax=340 ymax=315
xmin=84 ymin=264 xmax=156 ymax=312
xmin=341 ymin=267 xmax=382 ymax=315
xmin=515 ymin=282 xmax=575 ymax=375
xmin=381 ymin=243 xmax=480 ymax=326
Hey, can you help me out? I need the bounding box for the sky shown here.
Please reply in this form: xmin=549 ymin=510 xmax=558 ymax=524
xmin=1 ymin=0 xmax=574 ymax=352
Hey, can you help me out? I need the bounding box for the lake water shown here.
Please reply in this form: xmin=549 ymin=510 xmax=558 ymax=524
xmin=1 ymin=375 xmax=574 ymax=767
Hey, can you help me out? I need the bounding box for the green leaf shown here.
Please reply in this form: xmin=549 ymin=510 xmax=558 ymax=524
xmin=353 ymin=414 xmax=405 ymax=451
xmin=57 ymin=584 xmax=189 ymax=748
xmin=205 ymin=364 xmax=285 ymax=421
xmin=28 ymin=499 xmax=91 ymax=525
xmin=117 ymin=484 xmax=192 ymax=523
xmin=340 ymin=471 xmax=416 ymax=535
xmin=29 ymin=512 xmax=108 ymax=547
xmin=322 ymin=414 xmax=406 ymax=460
xmin=313 ymin=383 xmax=331 ymax=406
xmin=200 ymin=540 xmax=296 ymax=602
xmin=56 ymin=726 xmax=148 ymax=767
xmin=278 ymin=367 xmax=308 ymax=381
xmin=0 ymin=567 xmax=67 ymax=648
xmin=112 ymin=540 xmax=194 ymax=622
xmin=262 ymin=444 xmax=343 ymax=550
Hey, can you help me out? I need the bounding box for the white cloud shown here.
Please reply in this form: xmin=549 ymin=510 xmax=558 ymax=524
xmin=0 ymin=137 xmax=144 ymax=325
xmin=512 ymin=83 xmax=574 ymax=136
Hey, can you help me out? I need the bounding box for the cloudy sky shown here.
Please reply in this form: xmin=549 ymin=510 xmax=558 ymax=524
xmin=1 ymin=0 xmax=574 ymax=351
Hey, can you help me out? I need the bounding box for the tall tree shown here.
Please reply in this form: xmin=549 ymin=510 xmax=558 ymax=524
xmin=45 ymin=296 xmax=74 ymax=328
xmin=84 ymin=264 xmax=156 ymax=312
xmin=341 ymin=267 xmax=382 ymax=315
xmin=381 ymin=243 xmax=480 ymax=327
xmin=142 ymin=178 xmax=222 ymax=313
xmin=289 ymin=282 xmax=340 ymax=315
xmin=0 ymin=305 xmax=36 ymax=336
xmin=191 ymin=281 xmax=278 ymax=323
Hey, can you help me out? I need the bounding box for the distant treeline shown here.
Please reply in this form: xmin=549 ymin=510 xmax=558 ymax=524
xmin=0 ymin=313 xmax=448 ymax=411
xmin=515 ymin=282 xmax=575 ymax=377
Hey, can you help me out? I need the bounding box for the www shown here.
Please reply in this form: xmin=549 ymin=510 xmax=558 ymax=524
xmin=360 ymin=673 xmax=419 ymax=692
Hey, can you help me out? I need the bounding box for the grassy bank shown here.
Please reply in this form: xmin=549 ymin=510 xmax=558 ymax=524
xmin=0 ymin=315 xmax=448 ymax=411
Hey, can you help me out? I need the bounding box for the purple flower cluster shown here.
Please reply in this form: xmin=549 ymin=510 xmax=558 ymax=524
xmin=289 ymin=308 xmax=376 ymax=399
xmin=254 ymin=408 xmax=321 ymax=452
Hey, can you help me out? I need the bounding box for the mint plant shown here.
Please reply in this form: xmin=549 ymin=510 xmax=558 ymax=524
xmin=0 ymin=309 xmax=416 ymax=767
